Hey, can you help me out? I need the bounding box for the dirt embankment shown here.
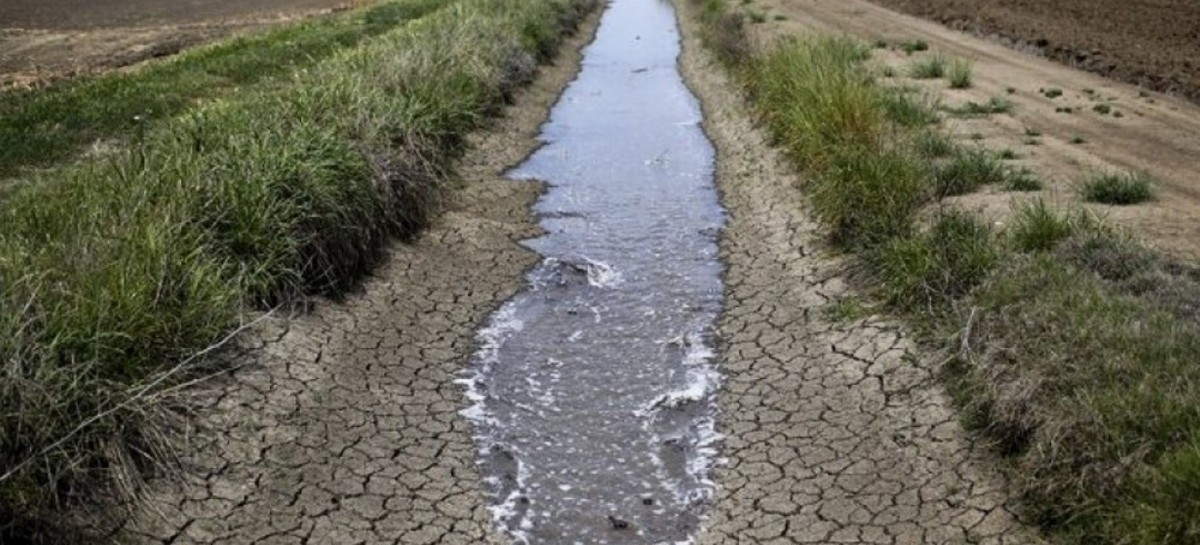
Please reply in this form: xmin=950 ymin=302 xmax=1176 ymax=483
xmin=865 ymin=0 xmax=1200 ymax=103
xmin=0 ymin=0 xmax=355 ymax=87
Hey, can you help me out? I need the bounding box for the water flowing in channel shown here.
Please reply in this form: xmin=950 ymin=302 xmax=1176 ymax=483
xmin=461 ymin=0 xmax=725 ymax=542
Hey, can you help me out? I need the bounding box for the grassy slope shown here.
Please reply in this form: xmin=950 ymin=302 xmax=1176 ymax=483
xmin=0 ymin=0 xmax=593 ymax=540
xmin=0 ymin=0 xmax=445 ymax=179
xmin=691 ymin=1 xmax=1200 ymax=543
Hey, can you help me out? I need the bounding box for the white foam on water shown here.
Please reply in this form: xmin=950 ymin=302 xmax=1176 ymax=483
xmin=458 ymin=303 xmax=525 ymax=443
xmin=581 ymin=256 xmax=622 ymax=288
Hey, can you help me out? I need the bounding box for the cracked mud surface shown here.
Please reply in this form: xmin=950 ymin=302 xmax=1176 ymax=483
xmin=674 ymin=3 xmax=1043 ymax=544
xmin=120 ymin=10 xmax=601 ymax=545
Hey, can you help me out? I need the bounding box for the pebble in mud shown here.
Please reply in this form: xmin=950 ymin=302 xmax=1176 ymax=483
xmin=674 ymin=2 xmax=1045 ymax=544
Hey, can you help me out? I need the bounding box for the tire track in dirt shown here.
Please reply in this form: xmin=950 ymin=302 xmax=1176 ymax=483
xmin=119 ymin=9 xmax=601 ymax=544
xmin=673 ymin=3 xmax=1044 ymax=544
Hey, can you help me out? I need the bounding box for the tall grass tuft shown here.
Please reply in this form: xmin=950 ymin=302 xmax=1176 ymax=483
xmin=751 ymin=36 xmax=880 ymax=171
xmin=947 ymin=58 xmax=973 ymax=89
xmin=1080 ymin=171 xmax=1155 ymax=205
xmin=875 ymin=211 xmax=997 ymax=309
xmin=909 ymin=54 xmax=947 ymax=79
xmin=934 ymin=147 xmax=1007 ymax=197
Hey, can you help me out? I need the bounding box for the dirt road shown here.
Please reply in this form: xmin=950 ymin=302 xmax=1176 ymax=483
xmin=0 ymin=0 xmax=350 ymax=87
xmin=743 ymin=0 xmax=1200 ymax=263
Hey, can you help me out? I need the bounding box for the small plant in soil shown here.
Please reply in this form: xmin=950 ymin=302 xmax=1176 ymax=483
xmin=1093 ymin=103 xmax=1112 ymax=115
xmin=997 ymin=148 xmax=1017 ymax=160
xmin=950 ymin=96 xmax=1012 ymax=116
xmin=874 ymin=39 xmax=888 ymax=49
xmin=1070 ymin=135 xmax=1086 ymax=144
xmin=947 ymin=59 xmax=973 ymax=89
xmin=1009 ymin=199 xmax=1095 ymax=252
xmin=1006 ymin=86 xmax=1016 ymax=94
xmin=900 ymin=39 xmax=929 ymax=55
xmin=1043 ymin=87 xmax=1064 ymax=98
xmin=880 ymin=88 xmax=939 ymax=126
xmin=1055 ymin=106 xmax=1074 ymax=114
xmin=909 ymin=54 xmax=947 ymax=78
xmin=1005 ymin=168 xmax=1043 ymax=191
xmin=935 ymin=148 xmax=1007 ymax=196
xmin=1022 ymin=137 xmax=1041 ymax=146
xmin=1080 ymin=171 xmax=1155 ymax=205
xmin=914 ymin=130 xmax=957 ymax=158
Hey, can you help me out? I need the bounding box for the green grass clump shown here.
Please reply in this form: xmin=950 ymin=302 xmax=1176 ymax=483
xmin=1094 ymin=103 xmax=1113 ymax=114
xmin=1080 ymin=171 xmax=1155 ymax=205
xmin=914 ymin=130 xmax=957 ymax=159
xmin=812 ymin=147 xmax=928 ymax=247
xmin=909 ymin=54 xmax=947 ymax=79
xmin=752 ymin=36 xmax=878 ymax=171
xmin=1009 ymin=199 xmax=1099 ymax=252
xmin=947 ymin=58 xmax=973 ymax=89
xmin=697 ymin=0 xmax=750 ymax=66
xmin=900 ymin=39 xmax=929 ymax=55
xmin=0 ymin=0 xmax=447 ymax=179
xmin=879 ymin=88 xmax=940 ymax=127
xmin=956 ymin=253 xmax=1200 ymax=545
xmin=875 ymin=211 xmax=997 ymax=309
xmin=950 ymin=96 xmax=1012 ymax=116
xmin=1043 ymin=87 xmax=1064 ymax=98
xmin=997 ymin=148 xmax=1017 ymax=160
xmin=1005 ymin=168 xmax=1043 ymax=191
xmin=0 ymin=0 xmax=593 ymax=539
xmin=934 ymin=148 xmax=1007 ymax=196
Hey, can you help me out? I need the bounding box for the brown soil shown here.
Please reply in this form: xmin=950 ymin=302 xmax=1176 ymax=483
xmin=0 ymin=0 xmax=356 ymax=88
xmin=744 ymin=0 xmax=1200 ymax=263
xmin=864 ymin=0 xmax=1200 ymax=103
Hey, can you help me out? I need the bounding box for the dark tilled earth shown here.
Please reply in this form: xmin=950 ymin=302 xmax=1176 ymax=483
xmin=0 ymin=0 xmax=349 ymax=29
xmin=866 ymin=0 xmax=1200 ymax=102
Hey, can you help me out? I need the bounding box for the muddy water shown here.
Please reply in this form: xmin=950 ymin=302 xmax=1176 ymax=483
xmin=461 ymin=0 xmax=725 ymax=543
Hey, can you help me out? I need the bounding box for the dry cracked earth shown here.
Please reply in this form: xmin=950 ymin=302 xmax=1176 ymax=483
xmin=121 ymin=2 xmax=1041 ymax=544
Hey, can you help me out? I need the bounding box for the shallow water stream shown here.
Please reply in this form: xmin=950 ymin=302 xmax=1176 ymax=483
xmin=461 ymin=0 xmax=726 ymax=542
